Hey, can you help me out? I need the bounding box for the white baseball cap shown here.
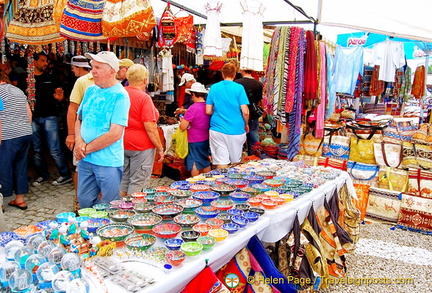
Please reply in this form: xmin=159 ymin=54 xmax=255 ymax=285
xmin=70 ymin=55 xmax=91 ymax=69
xmin=85 ymin=51 xmax=120 ymax=72
xmin=178 ymin=73 xmax=195 ymax=86
xmin=186 ymin=82 xmax=208 ymax=94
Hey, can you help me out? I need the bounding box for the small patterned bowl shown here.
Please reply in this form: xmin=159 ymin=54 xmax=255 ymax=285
xmin=274 ymin=197 xmax=286 ymax=206
xmin=222 ymin=223 xmax=240 ymax=234
xmin=210 ymin=199 xmax=234 ymax=211
xmin=205 ymin=218 xmax=224 ymax=229
xmin=145 ymin=194 xmax=156 ymax=202
xmin=208 ymin=229 xmax=229 ymax=242
xmin=192 ymin=224 xmax=212 ymax=236
xmin=261 ymin=199 xmax=278 ymax=209
xmin=109 ymin=210 xmax=136 ymax=222
xmin=242 ymin=212 xmax=260 ymax=223
xmin=211 ymin=184 xmax=237 ymax=196
xmin=181 ymin=230 xmax=201 ymax=242
xmin=249 ymin=207 xmax=265 ymax=216
xmin=279 ymin=194 xmax=294 ymax=202
xmin=243 ymin=175 xmax=265 ymax=185
xmin=225 ymin=179 xmax=249 ymax=189
xmin=96 ymin=223 xmax=134 ymax=243
xmin=89 ymin=211 xmax=108 ymax=219
xmin=181 ymin=242 xmax=203 ymax=256
xmin=155 ymin=186 xmax=170 ymax=193
xmin=118 ymin=202 xmax=135 ymax=210
xmin=142 ymin=188 xmax=156 ymax=196
xmin=169 ymin=190 xmax=192 ymax=199
xmin=133 ymin=202 xmax=155 ymax=213
xmin=192 ymin=191 xmax=220 ymax=205
xmin=165 ymin=250 xmax=186 ymax=266
xmin=227 ymin=209 xmax=244 ymax=217
xmin=190 ymin=184 xmax=211 ymax=193
xmin=173 ymin=214 xmax=201 ymax=229
xmin=127 ymin=214 xmax=162 ymax=231
xmin=152 ymin=223 xmax=182 ymax=239
xmin=197 ymin=236 xmax=216 ymax=250
xmin=255 ymin=170 xmax=276 ymax=179
xmin=251 ymin=184 xmax=271 ymax=193
xmin=130 ymin=192 xmax=147 ymax=199
xmin=92 ymin=203 xmax=110 ymax=211
xmin=86 ymin=218 xmax=110 ymax=233
xmin=57 ymin=212 xmax=76 ymax=223
xmin=248 ymin=197 xmax=262 ymax=207
xmin=152 ymin=204 xmax=184 ymax=221
xmin=263 ymin=179 xmax=284 ymax=188
xmin=170 ymin=180 xmax=191 ymax=190
xmin=216 ymin=214 xmax=231 ymax=224
xmin=234 ymin=204 xmax=250 ymax=212
xmin=154 ymin=195 xmax=176 ymax=205
xmin=229 ymin=192 xmax=250 ymax=203
xmin=231 ymin=215 xmax=249 ymax=228
xmin=175 ymin=198 xmax=202 ymax=214
xmin=194 ymin=206 xmax=220 ymax=219
xmin=110 ymin=200 xmax=123 ymax=209
xmin=164 ymin=238 xmax=184 ymax=250
xmin=125 ymin=234 xmax=156 ymax=251
xmin=77 ymin=209 xmax=94 ymax=217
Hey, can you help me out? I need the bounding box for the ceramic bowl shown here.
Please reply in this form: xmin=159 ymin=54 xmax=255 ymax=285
xmin=251 ymin=184 xmax=271 ymax=193
xmin=229 ymin=192 xmax=250 ymax=203
xmin=154 ymin=195 xmax=176 ymax=205
xmin=125 ymin=233 xmax=156 ymax=251
xmin=234 ymin=203 xmax=250 ymax=212
xmin=208 ymin=229 xmax=229 ymax=242
xmin=216 ymin=213 xmax=231 ymax=224
xmin=155 ymin=186 xmax=170 ymax=192
xmin=109 ymin=200 xmax=123 ymax=209
xmin=152 ymin=204 xmax=184 ymax=221
xmin=118 ymin=202 xmax=134 ymax=210
xmin=274 ymin=197 xmax=286 ymax=206
xmin=205 ymin=218 xmax=224 ymax=229
xmin=249 ymin=207 xmax=265 ymax=216
xmin=189 ymin=184 xmax=211 ymax=193
xmin=240 ymin=187 xmax=260 ymax=196
xmin=165 ymin=250 xmax=186 ymax=266
xmin=192 ymin=191 xmax=220 ymax=205
xmin=169 ymin=190 xmax=192 ymax=199
xmin=152 ymin=223 xmax=182 ymax=239
xmin=181 ymin=242 xmax=203 ymax=256
xmin=210 ymin=199 xmax=235 ymax=211
xmin=181 ymin=230 xmax=201 ymax=242
xmin=194 ymin=206 xmax=220 ymax=219
xmin=109 ymin=210 xmax=136 ymax=222
xmin=89 ymin=211 xmax=108 ymax=219
xmin=133 ymin=202 xmax=155 ymax=213
xmin=263 ymin=179 xmax=284 ymax=188
xmin=248 ymin=197 xmax=262 ymax=207
xmin=173 ymin=214 xmax=201 ymax=229
xmin=76 ymin=216 xmax=90 ymax=225
xmin=225 ymin=179 xmax=249 ymax=189
xmin=96 ymin=223 xmax=134 ymax=243
xmin=242 ymin=211 xmax=260 ymax=223
xmin=175 ymin=198 xmax=202 ymax=214
xmin=231 ymin=215 xmax=249 ymax=228
xmin=56 ymin=212 xmax=76 ymax=223
xmin=226 ymin=208 xmax=244 ymax=217
xmin=142 ymin=188 xmax=156 ymax=195
xmin=170 ymin=180 xmax=191 ymax=190
xmin=77 ymin=208 xmax=94 ymax=217
xmin=164 ymin=238 xmax=184 ymax=250
xmin=197 ymin=236 xmax=216 ymax=250
xmin=192 ymin=224 xmax=212 ymax=236
xmin=145 ymin=194 xmax=156 ymax=202
xmin=261 ymin=199 xmax=278 ymax=209
xmin=130 ymin=192 xmax=147 ymax=199
xmin=222 ymin=223 xmax=240 ymax=234
xmin=92 ymin=203 xmax=110 ymax=211
xmin=127 ymin=214 xmax=162 ymax=231
xmin=264 ymin=190 xmax=280 ymax=198
xmin=86 ymin=218 xmax=110 ymax=233
xmin=243 ymin=175 xmax=265 ymax=185
xmin=255 ymin=170 xmax=276 ymax=179
xmin=279 ymin=194 xmax=294 ymax=202
xmin=211 ymin=184 xmax=237 ymax=197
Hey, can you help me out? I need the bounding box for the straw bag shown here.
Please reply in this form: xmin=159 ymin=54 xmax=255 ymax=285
xmin=60 ymin=0 xmax=106 ymax=41
xmin=101 ymin=0 xmax=156 ymax=38
xmin=6 ymin=0 xmax=65 ymax=44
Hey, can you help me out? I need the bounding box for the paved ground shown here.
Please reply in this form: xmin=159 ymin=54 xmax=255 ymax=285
xmin=2 ymin=172 xmax=174 ymax=232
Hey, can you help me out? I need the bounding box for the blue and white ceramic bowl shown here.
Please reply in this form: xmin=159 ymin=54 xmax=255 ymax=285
xmin=231 ymin=215 xmax=249 ymax=228
xmin=164 ymin=238 xmax=184 ymax=250
xmin=222 ymin=223 xmax=240 ymax=234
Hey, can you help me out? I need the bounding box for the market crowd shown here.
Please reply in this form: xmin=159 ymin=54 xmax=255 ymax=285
xmin=0 ymin=52 xmax=264 ymax=210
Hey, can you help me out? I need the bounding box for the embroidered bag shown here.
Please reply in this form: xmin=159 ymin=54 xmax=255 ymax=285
xmin=322 ymin=129 xmax=351 ymax=161
xmin=347 ymin=161 xmax=380 ymax=185
xmin=402 ymin=142 xmax=432 ymax=170
xmin=377 ymin=166 xmax=408 ymax=192
xmin=397 ymin=193 xmax=432 ymax=233
xmin=60 ymin=0 xmax=106 ymax=41
xmin=298 ymin=133 xmax=324 ymax=157
xmin=373 ymin=142 xmax=403 ymax=168
xmin=382 ymin=121 xmax=418 ymax=144
xmin=6 ymin=0 xmax=65 ymax=44
xmin=366 ymin=187 xmax=402 ymax=223
xmin=157 ymin=3 xmax=178 ymax=48
xmin=338 ymin=183 xmax=361 ymax=247
xmin=317 ymin=156 xmax=348 ymax=171
xmin=406 ymin=169 xmax=432 ymax=198
xmin=101 ymin=0 xmax=156 ymax=38
xmin=412 ymin=123 xmax=432 ymax=145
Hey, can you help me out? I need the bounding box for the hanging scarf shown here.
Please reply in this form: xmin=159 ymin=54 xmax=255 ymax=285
xmin=369 ymin=65 xmax=385 ymax=96
xmin=303 ymin=30 xmax=318 ymax=100
xmin=411 ymin=65 xmax=425 ymax=99
xmin=315 ymin=42 xmax=327 ymax=138
xmin=263 ymin=27 xmax=282 ymax=114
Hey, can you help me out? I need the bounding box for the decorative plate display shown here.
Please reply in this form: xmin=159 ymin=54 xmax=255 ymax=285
xmin=231 ymin=215 xmax=249 ymax=228
xmin=242 ymin=211 xmax=260 ymax=222
xmin=263 ymin=179 xmax=284 ymax=188
xmin=0 ymin=232 xmax=22 ymax=247
xmin=190 ymin=184 xmax=211 ymax=193
xmin=210 ymin=199 xmax=235 ymax=211
xmin=125 ymin=234 xmax=156 ymax=251
xmin=173 ymin=214 xmax=200 ymax=228
xmin=175 ymin=198 xmax=202 ymax=213
xmin=109 ymin=200 xmax=123 ymax=208
xmin=96 ymin=223 xmax=134 ymax=243
xmin=152 ymin=204 xmax=184 ymax=221
xmin=165 ymin=250 xmax=186 ymax=266
xmin=242 ymin=175 xmax=265 ymax=185
xmin=130 ymin=192 xmax=147 ymax=199
xmin=181 ymin=242 xmax=203 ymax=256
xmin=127 ymin=214 xmax=162 ymax=231
xmin=211 ymin=184 xmax=237 ymax=196
xmin=92 ymin=203 xmax=110 ymax=211
xmin=192 ymin=191 xmax=220 ymax=205
xmin=194 ymin=206 xmax=220 ymax=219
xmin=170 ymin=180 xmax=191 ymax=190
xmin=152 ymin=223 xmax=182 ymax=239
xmin=86 ymin=218 xmax=110 ymax=233
xmin=109 ymin=210 xmax=136 ymax=222
xmin=205 ymin=218 xmax=224 ymax=229
xmin=208 ymin=229 xmax=228 ymax=242
xmin=222 ymin=222 xmax=240 ymax=234
xmin=133 ymin=202 xmax=155 ymax=213
xmin=197 ymin=236 xmax=216 ymax=250
xmin=154 ymin=195 xmax=176 ymax=205
xmin=225 ymin=179 xmax=249 ymax=189
xmin=169 ymin=190 xmax=192 ymax=199
xmin=229 ymin=192 xmax=250 ymax=203
xmin=164 ymin=238 xmax=184 ymax=250
xmin=192 ymin=224 xmax=212 ymax=236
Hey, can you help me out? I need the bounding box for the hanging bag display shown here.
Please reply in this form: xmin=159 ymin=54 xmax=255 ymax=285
xmin=60 ymin=0 xmax=106 ymax=41
xmin=382 ymin=120 xmax=418 ymax=144
xmin=298 ymin=132 xmax=324 ymax=157
xmin=6 ymin=0 xmax=65 ymax=44
xmin=101 ymin=0 xmax=157 ymax=38
xmin=157 ymin=3 xmax=178 ymax=48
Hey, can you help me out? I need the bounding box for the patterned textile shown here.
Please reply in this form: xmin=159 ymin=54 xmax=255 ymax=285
xmin=397 ymin=193 xmax=432 ymax=234
xmin=411 ymin=65 xmax=425 ymax=99
xmin=399 ymin=66 xmax=412 ymax=101
xmin=181 ymin=266 xmax=229 ymax=293
xmin=407 ymin=169 xmax=432 ymax=198
xmin=366 ymin=187 xmax=402 ymax=223
xmin=101 ymin=0 xmax=156 ymax=38
xmin=373 ymin=142 xmax=403 ymax=168
xmin=157 ymin=3 xmax=177 ymax=48
xmin=338 ymin=183 xmax=361 ymax=247
xmin=174 ymin=14 xmax=194 ymax=44
xmin=60 ymin=0 xmax=106 ymax=41
xmin=6 ymin=0 xmax=65 ymax=44
xmin=377 ymin=166 xmax=408 ymax=192
xmin=368 ymin=65 xmax=385 ymax=96
xmin=322 ymin=135 xmax=351 ymax=161
xmin=317 ymin=156 xmax=348 ymax=170
xmin=352 ymin=183 xmax=371 ymax=221
xmin=401 ymin=142 xmax=432 ymax=170
xmin=348 ymin=136 xmax=376 ymax=164
xmin=303 ymin=30 xmax=318 ymax=101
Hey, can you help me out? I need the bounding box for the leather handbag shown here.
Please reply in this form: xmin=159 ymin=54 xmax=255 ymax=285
xmin=373 ymin=142 xmax=403 ymax=168
xmin=101 ymin=0 xmax=157 ymax=38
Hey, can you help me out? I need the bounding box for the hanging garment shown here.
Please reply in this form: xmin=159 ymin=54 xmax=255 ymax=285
xmin=303 ymin=30 xmax=318 ymax=100
xmin=315 ymin=42 xmax=327 ymax=138
xmin=368 ymin=65 xmax=385 ymax=96
xmin=159 ymin=49 xmax=174 ymax=92
xmin=325 ymin=51 xmax=336 ymax=119
xmin=174 ymin=13 xmax=194 ymax=44
xmin=333 ymin=46 xmax=364 ymax=95
xmin=240 ymin=0 xmax=265 ymax=71
xmin=203 ymin=1 xmax=223 ymax=56
xmin=195 ymin=28 xmax=204 ymax=65
xmin=263 ymin=27 xmax=282 ymax=114
xmin=411 ymin=65 xmax=426 ymax=99
xmin=373 ymin=40 xmax=405 ymax=82
xmin=6 ymin=0 xmax=65 ymax=44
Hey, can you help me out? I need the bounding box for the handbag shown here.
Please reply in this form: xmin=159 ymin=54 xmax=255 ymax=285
xmin=401 ymin=142 xmax=432 ymax=170
xmin=366 ymin=187 xmax=402 ymax=223
xmin=373 ymin=142 xmax=403 ymax=168
xmin=347 ymin=161 xmax=380 ymax=186
xmin=337 ymin=184 xmax=361 ymax=246
xmin=60 ymin=0 xmax=106 ymax=41
xmin=322 ymin=127 xmax=351 ymax=161
xmin=317 ymin=156 xmax=348 ymax=171
xmin=6 ymin=0 xmax=65 ymax=44
xmin=406 ymin=169 xmax=432 ymax=198
xmin=412 ymin=123 xmax=432 ymax=145
xmin=251 ymin=102 xmax=264 ymax=118
xmin=298 ymin=133 xmax=324 ymax=157
xmin=377 ymin=166 xmax=408 ymax=192
xmin=397 ymin=193 xmax=432 ymax=233
xmin=101 ymin=0 xmax=157 ymax=38
xmin=349 ymin=136 xmax=376 ymax=164
xmin=382 ymin=121 xmax=418 ymax=144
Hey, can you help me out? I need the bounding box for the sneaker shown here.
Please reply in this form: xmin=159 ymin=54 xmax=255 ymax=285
xmin=52 ymin=176 xmax=72 ymax=186
xmin=32 ymin=177 xmax=49 ymax=187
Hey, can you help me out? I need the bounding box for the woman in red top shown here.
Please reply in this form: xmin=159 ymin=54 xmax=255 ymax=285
xmin=120 ymin=64 xmax=164 ymax=196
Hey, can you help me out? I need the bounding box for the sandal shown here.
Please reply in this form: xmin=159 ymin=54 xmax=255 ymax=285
xmin=8 ymin=200 xmax=28 ymax=210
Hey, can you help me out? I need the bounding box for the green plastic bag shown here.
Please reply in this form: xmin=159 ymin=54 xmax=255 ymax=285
xmin=174 ymin=127 xmax=188 ymax=159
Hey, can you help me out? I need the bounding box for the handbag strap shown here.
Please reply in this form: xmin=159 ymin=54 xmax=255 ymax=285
xmin=349 ymin=162 xmax=379 ymax=181
xmin=346 ymin=122 xmax=380 ymax=140
xmin=381 ymin=142 xmax=402 ymax=168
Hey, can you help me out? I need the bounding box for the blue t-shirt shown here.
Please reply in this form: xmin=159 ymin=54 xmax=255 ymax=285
xmin=0 ymin=98 xmax=4 ymax=111
xmin=206 ymin=80 xmax=249 ymax=135
xmin=77 ymin=83 xmax=130 ymax=167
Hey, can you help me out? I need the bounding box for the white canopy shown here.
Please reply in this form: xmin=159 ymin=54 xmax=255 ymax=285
xmin=150 ymin=0 xmax=432 ymax=43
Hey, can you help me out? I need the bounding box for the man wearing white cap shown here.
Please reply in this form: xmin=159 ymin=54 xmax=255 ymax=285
xmin=116 ymin=58 xmax=134 ymax=86
xmin=175 ymin=72 xmax=196 ymax=116
xmin=74 ymin=51 xmax=130 ymax=208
